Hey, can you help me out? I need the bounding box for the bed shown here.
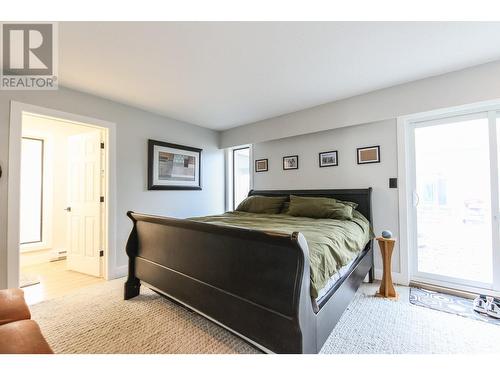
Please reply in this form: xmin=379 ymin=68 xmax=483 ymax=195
xmin=124 ymin=188 xmax=374 ymax=353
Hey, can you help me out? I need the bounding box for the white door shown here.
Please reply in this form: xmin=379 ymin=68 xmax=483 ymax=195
xmin=409 ymin=111 xmax=500 ymax=294
xmin=66 ymin=130 xmax=102 ymax=277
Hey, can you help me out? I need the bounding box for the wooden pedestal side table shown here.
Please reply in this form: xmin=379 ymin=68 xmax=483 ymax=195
xmin=375 ymin=237 xmax=398 ymax=300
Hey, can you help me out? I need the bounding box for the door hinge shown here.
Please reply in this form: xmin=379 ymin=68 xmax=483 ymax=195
xmin=99 ymin=250 xmax=104 ymax=257
xmin=100 ymin=196 xmax=104 ymax=203
xmin=100 ymin=142 xmax=104 ymax=149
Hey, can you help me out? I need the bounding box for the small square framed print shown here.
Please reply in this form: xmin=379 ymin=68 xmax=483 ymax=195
xmin=357 ymin=146 xmax=380 ymax=164
xmin=255 ymin=158 xmax=268 ymax=172
xmin=319 ymin=150 xmax=338 ymax=167
xmin=283 ymin=155 xmax=299 ymax=170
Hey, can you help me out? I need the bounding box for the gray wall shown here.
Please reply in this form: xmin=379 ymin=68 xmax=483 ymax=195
xmin=252 ymin=120 xmax=399 ymax=275
xmin=222 ymin=60 xmax=500 ymax=148
xmin=0 ymin=87 xmax=225 ymax=288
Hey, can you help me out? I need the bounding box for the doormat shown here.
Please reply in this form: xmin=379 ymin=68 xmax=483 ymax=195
xmin=410 ymin=287 xmax=500 ymax=326
xmin=20 ymin=274 xmax=40 ymax=288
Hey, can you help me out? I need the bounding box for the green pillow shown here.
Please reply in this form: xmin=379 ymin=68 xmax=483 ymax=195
xmin=288 ymin=195 xmax=353 ymax=220
xmin=281 ymin=198 xmax=356 ymax=213
xmin=280 ymin=201 xmax=290 ymax=214
xmin=236 ymin=195 xmax=287 ymax=214
xmin=335 ymin=199 xmax=358 ymax=209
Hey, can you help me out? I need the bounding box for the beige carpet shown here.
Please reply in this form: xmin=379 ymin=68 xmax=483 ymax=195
xmin=30 ymin=278 xmax=500 ymax=354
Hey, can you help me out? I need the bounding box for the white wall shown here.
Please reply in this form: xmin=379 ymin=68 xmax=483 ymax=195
xmin=0 ymin=87 xmax=225 ymax=289
xmin=252 ymin=120 xmax=400 ymax=278
xmin=221 ymin=60 xmax=500 ymax=148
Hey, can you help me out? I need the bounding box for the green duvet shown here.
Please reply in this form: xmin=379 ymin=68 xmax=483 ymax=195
xmin=189 ymin=211 xmax=372 ymax=298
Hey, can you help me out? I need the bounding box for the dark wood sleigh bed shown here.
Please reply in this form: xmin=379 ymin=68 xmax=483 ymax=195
xmin=124 ymin=188 xmax=374 ymax=354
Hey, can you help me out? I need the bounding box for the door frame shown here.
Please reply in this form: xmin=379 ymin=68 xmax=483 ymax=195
xmin=397 ymin=99 xmax=500 ymax=295
xmin=7 ymin=101 xmax=117 ymax=287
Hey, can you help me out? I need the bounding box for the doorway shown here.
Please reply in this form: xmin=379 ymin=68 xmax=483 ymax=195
xmin=7 ymin=102 xmax=117 ymax=303
xmin=401 ymin=104 xmax=500 ymax=295
xmin=19 ymin=113 xmax=107 ymax=303
xmin=8 ymin=102 xmax=118 ymax=294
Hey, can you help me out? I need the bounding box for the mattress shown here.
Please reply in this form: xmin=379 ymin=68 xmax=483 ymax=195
xmin=315 ymin=258 xmax=357 ymax=302
xmin=311 ymin=253 xmax=363 ymax=313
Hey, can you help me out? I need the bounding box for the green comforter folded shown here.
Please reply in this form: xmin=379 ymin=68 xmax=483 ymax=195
xmin=189 ymin=211 xmax=372 ymax=298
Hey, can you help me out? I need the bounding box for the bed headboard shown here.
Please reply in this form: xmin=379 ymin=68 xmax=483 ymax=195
xmin=248 ymin=188 xmax=373 ymax=223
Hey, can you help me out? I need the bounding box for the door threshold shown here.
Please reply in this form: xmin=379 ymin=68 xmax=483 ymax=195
xmin=410 ymin=280 xmax=500 ymax=299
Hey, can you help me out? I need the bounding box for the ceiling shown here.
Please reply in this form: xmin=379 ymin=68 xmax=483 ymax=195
xmin=59 ymin=22 xmax=500 ymax=130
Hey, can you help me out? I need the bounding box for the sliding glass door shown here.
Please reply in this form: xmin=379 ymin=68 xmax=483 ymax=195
xmin=410 ymin=111 xmax=500 ymax=292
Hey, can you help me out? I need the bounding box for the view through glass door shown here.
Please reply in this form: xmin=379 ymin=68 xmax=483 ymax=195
xmin=412 ymin=112 xmax=499 ymax=292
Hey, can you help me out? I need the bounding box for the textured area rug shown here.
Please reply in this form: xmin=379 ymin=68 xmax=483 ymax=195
xmin=409 ymin=287 xmax=500 ymax=326
xmin=30 ymin=279 xmax=500 ymax=354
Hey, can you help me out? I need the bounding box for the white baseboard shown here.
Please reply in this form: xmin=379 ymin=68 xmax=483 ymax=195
xmin=19 ymin=249 xmax=51 ymax=267
xmin=374 ymin=268 xmax=408 ymax=286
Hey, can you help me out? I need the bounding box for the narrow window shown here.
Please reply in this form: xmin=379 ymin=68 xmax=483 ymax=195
xmin=20 ymin=137 xmax=44 ymax=244
xmin=232 ymin=147 xmax=250 ymax=209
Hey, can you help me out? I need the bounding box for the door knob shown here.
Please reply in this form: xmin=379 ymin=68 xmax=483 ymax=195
xmin=413 ymin=192 xmax=420 ymax=207
xmin=65 ymin=207 xmax=72 ymax=212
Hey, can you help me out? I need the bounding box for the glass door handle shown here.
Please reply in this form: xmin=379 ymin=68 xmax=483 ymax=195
xmin=64 ymin=207 xmax=71 ymax=212
xmin=413 ymin=192 xmax=420 ymax=207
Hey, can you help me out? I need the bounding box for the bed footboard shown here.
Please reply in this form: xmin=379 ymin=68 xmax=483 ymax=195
xmin=124 ymin=211 xmax=317 ymax=354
